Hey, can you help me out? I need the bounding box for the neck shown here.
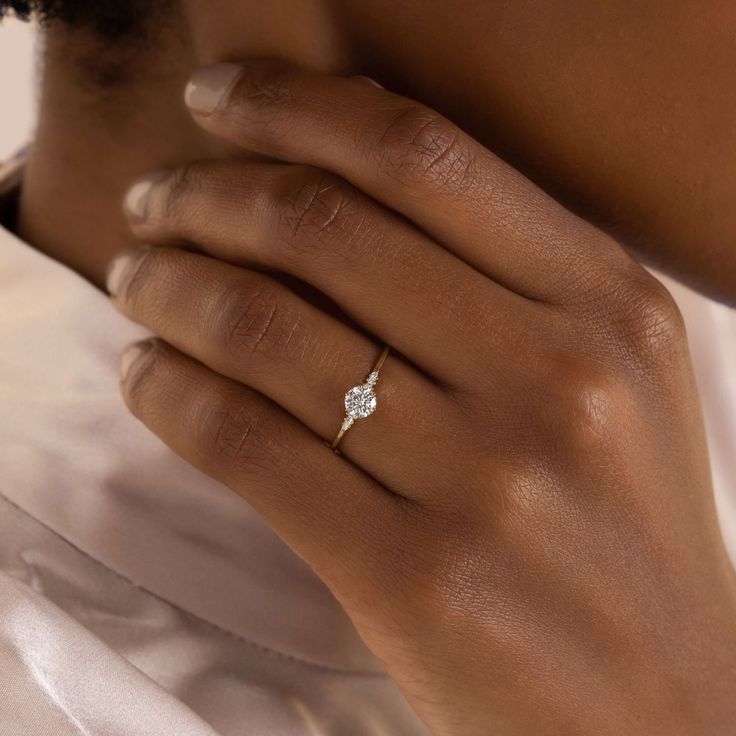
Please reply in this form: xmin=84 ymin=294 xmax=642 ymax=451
xmin=17 ymin=5 xmax=354 ymax=288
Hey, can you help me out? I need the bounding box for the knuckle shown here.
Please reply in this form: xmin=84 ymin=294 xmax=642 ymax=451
xmin=376 ymin=105 xmax=475 ymax=192
xmin=271 ymin=167 xmax=362 ymax=257
xmin=507 ymin=349 xmax=631 ymax=458
xmin=214 ymin=282 xmax=301 ymax=363
xmin=550 ymin=359 xmax=627 ymax=450
xmin=602 ymin=267 xmax=687 ymax=363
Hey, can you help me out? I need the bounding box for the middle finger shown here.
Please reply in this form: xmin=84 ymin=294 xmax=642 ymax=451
xmin=124 ymin=159 xmax=549 ymax=388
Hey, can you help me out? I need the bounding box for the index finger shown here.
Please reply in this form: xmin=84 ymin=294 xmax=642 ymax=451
xmin=184 ymin=59 xmax=630 ymax=303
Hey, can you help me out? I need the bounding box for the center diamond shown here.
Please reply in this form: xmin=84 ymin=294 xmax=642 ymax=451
xmin=344 ymin=383 xmax=377 ymax=419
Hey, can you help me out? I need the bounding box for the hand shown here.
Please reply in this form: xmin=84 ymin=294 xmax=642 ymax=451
xmin=107 ymin=60 xmax=736 ymax=735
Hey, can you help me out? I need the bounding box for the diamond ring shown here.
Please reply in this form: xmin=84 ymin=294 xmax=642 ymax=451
xmin=330 ymin=345 xmax=391 ymax=451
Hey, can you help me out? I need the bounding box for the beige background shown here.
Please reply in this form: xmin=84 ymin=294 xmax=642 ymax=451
xmin=0 ymin=17 xmax=37 ymax=160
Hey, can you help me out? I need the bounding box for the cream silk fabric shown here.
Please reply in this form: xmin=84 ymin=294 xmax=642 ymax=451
xmin=0 ymin=150 xmax=734 ymax=735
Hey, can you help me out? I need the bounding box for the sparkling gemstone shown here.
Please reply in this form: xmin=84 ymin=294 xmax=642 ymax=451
xmin=344 ymin=383 xmax=377 ymax=419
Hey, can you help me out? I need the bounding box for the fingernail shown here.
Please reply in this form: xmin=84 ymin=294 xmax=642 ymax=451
xmin=355 ymin=75 xmax=384 ymax=89
xmin=185 ymin=62 xmax=244 ymax=114
xmin=106 ymin=251 xmax=136 ymax=296
xmin=120 ymin=341 xmax=154 ymax=382
xmin=124 ymin=179 xmax=153 ymax=221
xmin=123 ymin=171 xmax=169 ymax=222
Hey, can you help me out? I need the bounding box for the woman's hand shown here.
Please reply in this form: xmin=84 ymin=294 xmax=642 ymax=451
xmin=107 ymin=60 xmax=736 ymax=735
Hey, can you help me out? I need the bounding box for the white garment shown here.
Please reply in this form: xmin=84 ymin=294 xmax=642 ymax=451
xmin=0 ymin=149 xmax=734 ymax=735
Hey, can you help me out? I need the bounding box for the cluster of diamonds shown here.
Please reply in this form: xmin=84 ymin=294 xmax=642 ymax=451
xmin=341 ymin=371 xmax=380 ymax=432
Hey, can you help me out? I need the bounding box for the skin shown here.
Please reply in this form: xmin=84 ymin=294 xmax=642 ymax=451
xmin=18 ymin=1 xmax=736 ymax=301
xmin=106 ymin=61 xmax=736 ymax=734
xmin=10 ymin=2 xmax=736 ymax=733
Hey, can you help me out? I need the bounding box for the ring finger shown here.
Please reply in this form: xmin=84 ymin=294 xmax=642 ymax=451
xmin=107 ymin=245 xmax=461 ymax=497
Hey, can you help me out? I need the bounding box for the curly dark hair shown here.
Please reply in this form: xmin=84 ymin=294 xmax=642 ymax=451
xmin=0 ymin=1 xmax=155 ymax=39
